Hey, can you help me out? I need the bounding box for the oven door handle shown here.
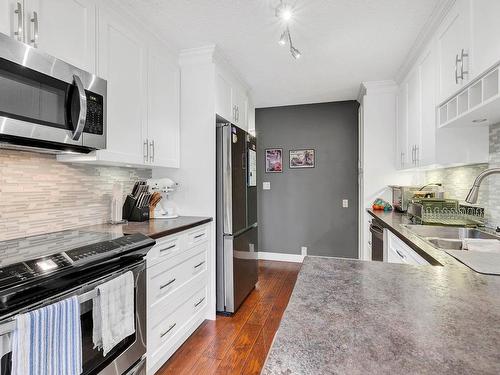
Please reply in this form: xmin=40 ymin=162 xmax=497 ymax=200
xmin=71 ymin=74 xmax=87 ymax=141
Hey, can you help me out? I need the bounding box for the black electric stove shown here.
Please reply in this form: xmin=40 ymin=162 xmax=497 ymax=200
xmin=0 ymin=229 xmax=155 ymax=315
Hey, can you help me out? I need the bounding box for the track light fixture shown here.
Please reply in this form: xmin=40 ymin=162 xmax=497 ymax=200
xmin=275 ymin=1 xmax=302 ymax=59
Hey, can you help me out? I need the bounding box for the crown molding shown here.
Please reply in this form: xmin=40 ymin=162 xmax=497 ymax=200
xmin=395 ymin=0 xmax=456 ymax=83
xmin=358 ymin=80 xmax=398 ymax=102
xmin=178 ymin=45 xmax=217 ymax=66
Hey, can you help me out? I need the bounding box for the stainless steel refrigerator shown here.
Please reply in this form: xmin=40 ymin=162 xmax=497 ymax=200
xmin=216 ymin=123 xmax=258 ymax=314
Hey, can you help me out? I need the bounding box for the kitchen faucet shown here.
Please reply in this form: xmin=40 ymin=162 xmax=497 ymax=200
xmin=465 ymin=168 xmax=500 ymax=204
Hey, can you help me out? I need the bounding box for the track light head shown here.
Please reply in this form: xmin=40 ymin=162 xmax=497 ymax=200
xmin=290 ymin=46 xmax=301 ymax=59
xmin=279 ymin=30 xmax=287 ymax=46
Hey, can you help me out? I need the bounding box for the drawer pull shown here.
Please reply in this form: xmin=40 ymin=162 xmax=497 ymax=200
xmin=160 ymin=244 xmax=177 ymax=252
xmin=396 ymin=249 xmax=406 ymax=259
xmin=194 ymin=261 xmax=205 ymax=269
xmin=159 ymin=279 xmax=176 ymax=289
xmin=193 ymin=233 xmax=205 ymax=239
xmin=194 ymin=297 xmax=205 ymax=307
xmin=160 ymin=323 xmax=176 ymax=338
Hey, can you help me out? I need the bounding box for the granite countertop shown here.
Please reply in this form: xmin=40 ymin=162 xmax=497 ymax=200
xmin=262 ymin=211 xmax=500 ymax=374
xmin=85 ymin=216 xmax=212 ymax=239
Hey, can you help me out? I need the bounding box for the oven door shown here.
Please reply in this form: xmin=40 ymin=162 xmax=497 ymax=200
xmin=0 ymin=259 xmax=146 ymax=375
xmin=0 ymin=33 xmax=106 ymax=151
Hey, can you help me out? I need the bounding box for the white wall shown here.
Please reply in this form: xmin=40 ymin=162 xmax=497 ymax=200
xmin=359 ymin=81 xmax=423 ymax=260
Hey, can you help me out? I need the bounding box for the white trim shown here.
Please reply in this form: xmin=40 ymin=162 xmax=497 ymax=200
xmin=258 ymin=252 xmax=304 ymax=263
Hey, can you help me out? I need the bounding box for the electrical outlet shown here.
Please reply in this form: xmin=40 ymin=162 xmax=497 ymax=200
xmin=301 ymin=246 xmax=308 ymax=256
xmin=263 ymin=181 xmax=271 ymax=190
xmin=342 ymin=199 xmax=349 ymax=208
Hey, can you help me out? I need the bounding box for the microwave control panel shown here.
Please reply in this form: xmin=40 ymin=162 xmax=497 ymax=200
xmin=84 ymin=92 xmax=104 ymax=135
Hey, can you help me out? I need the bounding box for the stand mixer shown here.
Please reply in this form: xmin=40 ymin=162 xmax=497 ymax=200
xmin=147 ymin=178 xmax=179 ymax=219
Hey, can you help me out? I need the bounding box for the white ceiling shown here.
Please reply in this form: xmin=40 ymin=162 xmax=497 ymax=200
xmin=119 ymin=0 xmax=443 ymax=108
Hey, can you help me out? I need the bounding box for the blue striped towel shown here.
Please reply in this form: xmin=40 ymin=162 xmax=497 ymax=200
xmin=11 ymin=296 xmax=83 ymax=375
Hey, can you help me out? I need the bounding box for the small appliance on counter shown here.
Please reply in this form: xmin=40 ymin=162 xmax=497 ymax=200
xmin=147 ymin=178 xmax=179 ymax=219
xmin=390 ymin=184 xmax=444 ymax=212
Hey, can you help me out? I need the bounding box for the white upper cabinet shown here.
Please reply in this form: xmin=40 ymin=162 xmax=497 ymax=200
xmin=27 ymin=0 xmax=96 ymax=72
xmin=214 ymin=65 xmax=250 ymax=131
xmin=147 ymin=48 xmax=180 ymax=168
xmin=396 ymin=84 xmax=408 ymax=170
xmin=98 ymin=9 xmax=147 ymax=165
xmin=437 ymin=0 xmax=472 ymax=102
xmin=471 ymin=0 xmax=500 ymax=79
xmin=406 ymin=68 xmax=421 ymax=168
xmin=215 ymin=71 xmax=233 ymax=123
xmin=419 ymin=47 xmax=437 ymax=166
xmin=0 ymin=0 xmax=25 ymax=41
xmin=0 ymin=0 xmax=96 ymax=72
xmin=231 ymin=84 xmax=248 ymax=130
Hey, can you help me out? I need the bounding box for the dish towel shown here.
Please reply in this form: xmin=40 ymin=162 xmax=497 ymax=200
xmin=11 ymin=296 xmax=82 ymax=375
xmin=92 ymin=271 xmax=135 ymax=356
xmin=462 ymin=238 xmax=500 ymax=253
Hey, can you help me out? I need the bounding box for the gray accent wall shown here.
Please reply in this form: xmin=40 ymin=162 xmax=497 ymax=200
xmin=256 ymin=101 xmax=359 ymax=258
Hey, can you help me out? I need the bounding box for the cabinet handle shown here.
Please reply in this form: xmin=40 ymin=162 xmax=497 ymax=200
xmin=194 ymin=297 xmax=205 ymax=307
xmin=455 ymin=54 xmax=461 ymax=84
xmin=159 ymin=278 xmax=176 ymax=289
xmin=193 ymin=233 xmax=205 ymax=239
xmin=160 ymin=323 xmax=176 ymax=338
xmin=143 ymin=139 xmax=148 ymax=163
xmin=150 ymin=140 xmax=154 ymax=163
xmin=400 ymin=152 xmax=404 ymax=168
xmin=416 ymin=146 xmax=419 ymax=165
xmin=160 ymin=243 xmax=177 ymax=252
xmin=396 ymin=249 xmax=406 ymax=259
xmin=459 ymin=49 xmax=469 ymax=80
xmin=30 ymin=11 xmax=38 ymax=47
xmin=14 ymin=2 xmax=24 ymax=42
xmin=236 ymin=106 xmax=239 ymax=122
xmin=194 ymin=260 xmax=205 ymax=269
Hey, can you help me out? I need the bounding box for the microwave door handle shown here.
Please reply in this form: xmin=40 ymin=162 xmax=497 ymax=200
xmin=71 ymin=74 xmax=87 ymax=141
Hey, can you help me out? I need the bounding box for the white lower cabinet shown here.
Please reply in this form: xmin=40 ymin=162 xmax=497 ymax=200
xmin=384 ymin=229 xmax=429 ymax=266
xmin=146 ymin=224 xmax=210 ymax=375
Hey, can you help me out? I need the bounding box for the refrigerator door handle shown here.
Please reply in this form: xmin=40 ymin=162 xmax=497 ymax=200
xmin=222 ymin=125 xmax=233 ymax=235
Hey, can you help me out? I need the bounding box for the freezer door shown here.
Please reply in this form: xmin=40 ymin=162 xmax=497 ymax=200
xmin=223 ymin=224 xmax=258 ymax=313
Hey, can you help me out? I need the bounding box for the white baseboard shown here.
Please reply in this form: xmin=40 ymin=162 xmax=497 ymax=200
xmin=258 ymin=251 xmax=304 ymax=263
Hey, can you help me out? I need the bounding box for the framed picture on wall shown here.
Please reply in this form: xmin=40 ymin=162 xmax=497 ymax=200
xmin=289 ymin=149 xmax=315 ymax=169
xmin=265 ymin=148 xmax=283 ymax=173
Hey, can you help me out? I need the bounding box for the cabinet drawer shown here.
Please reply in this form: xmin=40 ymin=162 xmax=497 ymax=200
xmin=148 ymin=283 xmax=207 ymax=361
xmin=147 ymin=234 xmax=182 ymax=264
xmin=185 ymin=225 xmax=209 ymax=249
xmin=385 ymin=230 xmax=429 ymax=265
xmin=148 ymin=243 xmax=208 ymax=313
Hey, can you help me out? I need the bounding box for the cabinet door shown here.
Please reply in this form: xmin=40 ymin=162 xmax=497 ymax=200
xmin=396 ymin=84 xmax=408 ymax=169
xmin=27 ymin=0 xmax=96 ymax=72
xmin=147 ymin=50 xmax=180 ymax=168
xmin=407 ymin=68 xmax=421 ymax=167
xmin=98 ymin=10 xmax=146 ymax=164
xmin=0 ymin=0 xmax=25 ymax=41
xmin=419 ymin=47 xmax=437 ymax=167
xmin=231 ymin=86 xmax=247 ymax=130
xmin=471 ymin=0 xmax=500 ymax=78
xmin=437 ymin=0 xmax=471 ymax=102
xmin=215 ymin=71 xmax=233 ymax=123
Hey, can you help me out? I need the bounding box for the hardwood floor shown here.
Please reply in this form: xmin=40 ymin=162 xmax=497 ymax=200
xmin=156 ymin=260 xmax=302 ymax=375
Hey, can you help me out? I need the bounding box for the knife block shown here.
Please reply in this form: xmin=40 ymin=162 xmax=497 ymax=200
xmin=123 ymin=196 xmax=150 ymax=222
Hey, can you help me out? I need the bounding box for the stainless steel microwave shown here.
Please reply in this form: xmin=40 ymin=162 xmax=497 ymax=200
xmin=0 ymin=33 xmax=106 ymax=153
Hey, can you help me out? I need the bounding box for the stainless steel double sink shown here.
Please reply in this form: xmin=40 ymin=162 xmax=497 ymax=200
xmin=402 ymin=225 xmax=499 ymax=251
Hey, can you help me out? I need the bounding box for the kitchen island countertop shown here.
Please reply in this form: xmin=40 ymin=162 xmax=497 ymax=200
xmin=262 ymin=218 xmax=500 ymax=374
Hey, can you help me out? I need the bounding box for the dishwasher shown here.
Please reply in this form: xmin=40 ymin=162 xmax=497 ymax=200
xmin=370 ymin=219 xmax=384 ymax=261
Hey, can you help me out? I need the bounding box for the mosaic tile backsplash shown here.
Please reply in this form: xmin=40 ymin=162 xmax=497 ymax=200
xmin=425 ymin=123 xmax=500 ymax=227
xmin=0 ymin=150 xmax=151 ymax=241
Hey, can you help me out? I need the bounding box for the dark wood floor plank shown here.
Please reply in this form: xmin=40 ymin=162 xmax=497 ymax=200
xmin=155 ymin=260 xmax=301 ymax=375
